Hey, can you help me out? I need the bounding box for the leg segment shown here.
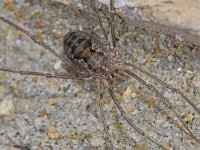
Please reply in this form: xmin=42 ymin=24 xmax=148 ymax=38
xmin=109 ymin=0 xmax=116 ymax=49
xmin=90 ymin=0 xmax=108 ymax=42
xmin=0 ymin=68 xmax=88 ymax=80
xmin=95 ymin=80 xmax=113 ymax=150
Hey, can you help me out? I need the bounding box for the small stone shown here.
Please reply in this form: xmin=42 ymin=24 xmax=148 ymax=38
xmin=175 ymin=34 xmax=183 ymax=41
xmin=135 ymin=26 xmax=143 ymax=35
xmin=57 ymin=135 xmax=64 ymax=140
xmin=177 ymin=68 xmax=182 ymax=72
xmin=15 ymin=39 xmax=22 ymax=45
xmin=54 ymin=0 xmax=71 ymax=6
xmin=46 ymin=80 xmax=52 ymax=89
xmin=132 ymin=51 xmax=139 ymax=61
xmin=103 ymin=97 xmax=112 ymax=104
xmin=31 ymin=76 xmax=38 ymax=83
xmin=7 ymin=2 xmax=14 ymax=11
xmin=181 ymin=87 xmax=187 ymax=93
xmin=0 ymin=85 xmax=5 ymax=92
xmin=68 ymin=128 xmax=78 ymax=138
xmin=114 ymin=0 xmax=126 ymax=8
xmin=38 ymin=109 xmax=47 ymax=118
xmin=167 ymin=55 xmax=174 ymax=62
xmin=193 ymin=80 xmax=200 ymax=87
xmin=35 ymin=32 xmax=44 ymax=41
xmin=162 ymin=145 xmax=170 ymax=150
xmin=14 ymin=10 xmax=21 ymax=21
xmin=78 ymin=25 xmax=83 ymax=31
xmin=122 ymin=83 xmax=133 ymax=99
xmin=89 ymin=135 xmax=104 ymax=147
xmin=140 ymin=49 xmax=146 ymax=56
xmin=147 ymin=98 xmax=156 ymax=108
xmin=3 ymin=0 xmax=10 ymax=5
xmin=34 ymin=20 xmax=42 ymax=28
xmin=198 ymin=87 xmax=200 ymax=94
xmin=54 ymin=60 xmax=62 ymax=70
xmin=146 ymin=55 xmax=154 ymax=62
xmin=136 ymin=88 xmax=143 ymax=98
xmin=0 ymin=100 xmax=15 ymax=116
xmin=48 ymin=97 xmax=56 ymax=106
xmin=15 ymin=30 xmax=21 ymax=38
xmin=114 ymin=133 xmax=122 ymax=141
xmin=82 ymin=22 xmax=90 ymax=30
xmin=186 ymin=70 xmax=193 ymax=75
xmin=48 ymin=126 xmax=57 ymax=139
xmin=34 ymin=118 xmax=42 ymax=129
xmin=124 ymin=104 xmax=134 ymax=113
xmin=184 ymin=113 xmax=194 ymax=122
xmin=0 ymin=73 xmax=6 ymax=81
xmin=114 ymin=122 xmax=123 ymax=130
xmin=63 ymin=143 xmax=70 ymax=148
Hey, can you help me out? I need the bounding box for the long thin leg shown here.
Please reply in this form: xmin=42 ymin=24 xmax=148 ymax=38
xmin=124 ymin=69 xmax=200 ymax=143
xmin=90 ymin=0 xmax=108 ymax=42
xmin=124 ymin=62 xmax=200 ymax=115
xmin=0 ymin=68 xmax=89 ymax=80
xmin=109 ymin=0 xmax=116 ymax=49
xmin=95 ymin=80 xmax=113 ymax=150
xmin=0 ymin=16 xmax=79 ymax=74
xmin=104 ymin=81 xmax=167 ymax=150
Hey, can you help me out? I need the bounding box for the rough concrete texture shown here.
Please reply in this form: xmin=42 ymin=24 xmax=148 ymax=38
xmin=55 ymin=0 xmax=200 ymax=46
xmin=0 ymin=0 xmax=200 ymax=150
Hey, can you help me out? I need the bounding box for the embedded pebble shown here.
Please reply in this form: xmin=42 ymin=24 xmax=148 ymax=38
xmin=122 ymin=83 xmax=133 ymax=98
xmin=48 ymin=97 xmax=56 ymax=106
xmin=177 ymin=67 xmax=182 ymax=72
xmin=167 ymin=54 xmax=174 ymax=62
xmin=15 ymin=39 xmax=22 ymax=45
xmin=54 ymin=60 xmax=62 ymax=70
xmin=89 ymin=135 xmax=104 ymax=147
xmin=124 ymin=104 xmax=134 ymax=113
xmin=98 ymin=0 xmax=126 ymax=8
xmin=147 ymin=98 xmax=156 ymax=108
xmin=38 ymin=109 xmax=47 ymax=118
xmin=0 ymin=100 xmax=15 ymax=116
xmin=48 ymin=125 xmax=57 ymax=139
xmin=193 ymin=80 xmax=200 ymax=87
xmin=68 ymin=128 xmax=78 ymax=137
xmin=184 ymin=113 xmax=194 ymax=122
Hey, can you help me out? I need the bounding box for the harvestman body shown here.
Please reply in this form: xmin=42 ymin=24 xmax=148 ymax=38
xmin=63 ymin=30 xmax=119 ymax=77
xmin=0 ymin=0 xmax=200 ymax=149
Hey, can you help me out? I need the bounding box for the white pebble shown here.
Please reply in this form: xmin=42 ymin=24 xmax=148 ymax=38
xmin=193 ymin=80 xmax=200 ymax=87
xmin=98 ymin=0 xmax=126 ymax=8
xmin=132 ymin=92 xmax=136 ymax=98
xmin=15 ymin=39 xmax=22 ymax=45
xmin=0 ymin=100 xmax=15 ymax=116
xmin=78 ymin=25 xmax=83 ymax=31
xmin=54 ymin=60 xmax=62 ymax=70
xmin=90 ymin=136 xmax=104 ymax=147
xmin=177 ymin=67 xmax=182 ymax=72
xmin=167 ymin=55 xmax=174 ymax=62
xmin=186 ymin=70 xmax=193 ymax=75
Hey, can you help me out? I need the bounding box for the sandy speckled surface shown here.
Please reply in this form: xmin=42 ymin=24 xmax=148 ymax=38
xmin=0 ymin=0 xmax=200 ymax=150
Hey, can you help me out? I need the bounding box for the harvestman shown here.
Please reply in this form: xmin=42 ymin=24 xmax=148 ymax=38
xmin=0 ymin=0 xmax=200 ymax=149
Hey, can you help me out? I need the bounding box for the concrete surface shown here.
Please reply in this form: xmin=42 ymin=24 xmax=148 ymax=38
xmin=0 ymin=0 xmax=200 ymax=150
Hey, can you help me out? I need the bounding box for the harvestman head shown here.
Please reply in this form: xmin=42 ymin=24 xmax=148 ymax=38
xmin=0 ymin=0 xmax=200 ymax=149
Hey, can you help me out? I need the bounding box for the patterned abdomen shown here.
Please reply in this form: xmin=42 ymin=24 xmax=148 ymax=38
xmin=63 ymin=31 xmax=107 ymax=71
